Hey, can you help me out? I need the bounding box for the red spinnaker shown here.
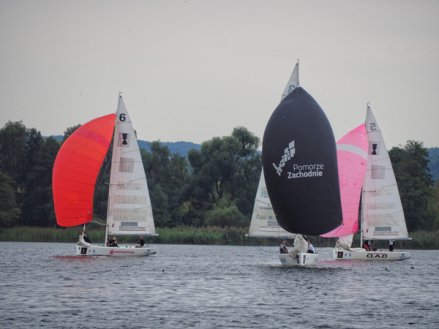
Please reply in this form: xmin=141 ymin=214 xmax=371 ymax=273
xmin=52 ymin=114 xmax=116 ymax=227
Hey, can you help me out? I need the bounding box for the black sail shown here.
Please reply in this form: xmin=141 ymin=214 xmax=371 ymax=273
xmin=262 ymin=87 xmax=342 ymax=235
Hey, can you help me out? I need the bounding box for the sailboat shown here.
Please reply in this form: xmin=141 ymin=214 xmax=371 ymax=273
xmin=52 ymin=94 xmax=157 ymax=256
xmin=260 ymin=63 xmax=342 ymax=265
xmin=247 ymin=63 xmax=298 ymax=240
xmin=247 ymin=63 xmax=304 ymax=264
xmin=330 ymin=104 xmax=411 ymax=261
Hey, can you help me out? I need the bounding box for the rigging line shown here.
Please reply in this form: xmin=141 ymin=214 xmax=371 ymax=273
xmin=255 ymin=246 xmax=276 ymax=255
xmin=91 ymin=219 xmax=106 ymax=226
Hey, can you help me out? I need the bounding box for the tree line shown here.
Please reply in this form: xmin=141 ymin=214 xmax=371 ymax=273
xmin=0 ymin=120 xmax=438 ymax=234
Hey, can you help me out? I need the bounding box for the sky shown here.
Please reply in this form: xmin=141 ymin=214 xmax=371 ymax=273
xmin=1 ymin=0 xmax=438 ymax=148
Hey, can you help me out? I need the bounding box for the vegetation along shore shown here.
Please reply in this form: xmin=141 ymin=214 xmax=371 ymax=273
xmin=1 ymin=121 xmax=439 ymax=248
xmin=1 ymin=226 xmax=438 ymax=250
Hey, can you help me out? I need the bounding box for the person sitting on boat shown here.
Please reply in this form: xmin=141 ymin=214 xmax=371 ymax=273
xmin=279 ymin=240 xmax=289 ymax=254
xmin=306 ymin=238 xmax=316 ymax=254
xmin=362 ymin=240 xmax=371 ymax=251
xmin=82 ymin=231 xmax=91 ymax=243
xmin=78 ymin=231 xmax=91 ymax=245
xmin=289 ymin=234 xmax=308 ymax=258
xmin=388 ymin=240 xmax=394 ymax=252
xmin=107 ymin=236 xmax=118 ymax=247
xmin=136 ymin=236 xmax=145 ymax=248
xmin=363 ymin=240 xmax=377 ymax=251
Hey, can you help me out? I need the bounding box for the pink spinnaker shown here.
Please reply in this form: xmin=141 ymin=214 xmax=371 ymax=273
xmin=321 ymin=124 xmax=368 ymax=238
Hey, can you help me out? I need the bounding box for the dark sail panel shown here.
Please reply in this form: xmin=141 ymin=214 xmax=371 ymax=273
xmin=262 ymin=87 xmax=342 ymax=235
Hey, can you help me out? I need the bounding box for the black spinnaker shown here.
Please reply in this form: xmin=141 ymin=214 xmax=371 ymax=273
xmin=262 ymin=87 xmax=342 ymax=235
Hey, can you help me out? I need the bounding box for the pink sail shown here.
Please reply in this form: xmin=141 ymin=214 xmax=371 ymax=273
xmin=321 ymin=124 xmax=368 ymax=238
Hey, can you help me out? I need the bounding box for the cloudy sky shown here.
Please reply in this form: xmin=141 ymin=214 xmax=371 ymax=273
xmin=1 ymin=0 xmax=438 ymax=148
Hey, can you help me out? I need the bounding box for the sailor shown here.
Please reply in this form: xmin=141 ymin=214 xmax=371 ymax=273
xmin=304 ymin=236 xmax=316 ymax=254
xmin=80 ymin=231 xmax=91 ymax=244
xmin=136 ymin=236 xmax=145 ymax=248
xmin=307 ymin=240 xmax=316 ymax=254
xmin=389 ymin=240 xmax=394 ymax=252
xmin=279 ymin=240 xmax=289 ymax=254
xmin=107 ymin=236 xmax=118 ymax=247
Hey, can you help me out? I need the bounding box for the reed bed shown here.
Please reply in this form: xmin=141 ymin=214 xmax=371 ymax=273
xmin=0 ymin=226 xmax=438 ymax=249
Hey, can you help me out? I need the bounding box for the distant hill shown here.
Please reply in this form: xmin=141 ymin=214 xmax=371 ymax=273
xmin=48 ymin=135 xmax=438 ymax=179
xmin=428 ymin=147 xmax=439 ymax=182
xmin=138 ymin=140 xmax=200 ymax=157
xmin=50 ymin=135 xmax=200 ymax=157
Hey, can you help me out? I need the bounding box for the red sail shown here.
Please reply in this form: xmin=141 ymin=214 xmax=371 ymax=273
xmin=52 ymin=114 xmax=116 ymax=227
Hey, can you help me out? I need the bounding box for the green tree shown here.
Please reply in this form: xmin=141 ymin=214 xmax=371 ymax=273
xmin=0 ymin=171 xmax=20 ymax=227
xmin=184 ymin=127 xmax=260 ymax=225
xmin=204 ymin=199 xmax=248 ymax=227
xmin=389 ymin=140 xmax=436 ymax=231
xmin=0 ymin=121 xmax=28 ymax=185
xmin=63 ymin=125 xmax=81 ymax=142
xmin=143 ymin=141 xmax=190 ymax=227
xmin=21 ymin=137 xmax=60 ymax=226
xmin=430 ymin=181 xmax=439 ymax=230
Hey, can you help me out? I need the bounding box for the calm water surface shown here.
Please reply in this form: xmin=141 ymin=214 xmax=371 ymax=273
xmin=1 ymin=242 xmax=438 ymax=329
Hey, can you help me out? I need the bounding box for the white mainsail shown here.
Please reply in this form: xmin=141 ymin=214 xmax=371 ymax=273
xmin=247 ymin=61 xmax=299 ymax=238
xmin=248 ymin=171 xmax=296 ymax=238
xmin=106 ymin=95 xmax=156 ymax=237
xmin=361 ymin=105 xmax=409 ymax=241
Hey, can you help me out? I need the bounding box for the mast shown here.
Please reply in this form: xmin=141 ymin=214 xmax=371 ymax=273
xmin=248 ymin=61 xmax=299 ymax=239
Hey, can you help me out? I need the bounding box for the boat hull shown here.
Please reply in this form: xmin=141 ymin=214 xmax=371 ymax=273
xmin=279 ymin=252 xmax=319 ymax=266
xmin=76 ymin=243 xmax=156 ymax=257
xmin=333 ymin=248 xmax=411 ymax=261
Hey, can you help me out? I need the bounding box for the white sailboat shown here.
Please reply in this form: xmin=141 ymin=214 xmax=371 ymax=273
xmin=333 ymin=104 xmax=411 ymax=261
xmin=248 ymin=61 xmax=318 ymax=266
xmin=53 ymin=94 xmax=157 ymax=256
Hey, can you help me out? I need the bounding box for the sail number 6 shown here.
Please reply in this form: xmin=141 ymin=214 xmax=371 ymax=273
xmin=119 ymin=113 xmax=126 ymax=122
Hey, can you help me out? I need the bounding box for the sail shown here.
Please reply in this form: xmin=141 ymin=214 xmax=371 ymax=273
xmin=361 ymin=105 xmax=409 ymax=240
xmin=248 ymin=171 xmax=296 ymax=238
xmin=262 ymin=87 xmax=342 ymax=235
xmin=321 ymin=124 xmax=368 ymax=238
xmin=106 ymin=95 xmax=156 ymax=236
xmin=281 ymin=61 xmax=299 ymax=100
xmin=53 ymin=114 xmax=116 ymax=227
xmin=248 ymin=62 xmax=299 ymax=238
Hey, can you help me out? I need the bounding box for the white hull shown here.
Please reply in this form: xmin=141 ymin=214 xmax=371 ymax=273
xmin=76 ymin=242 xmax=156 ymax=257
xmin=333 ymin=248 xmax=410 ymax=261
xmin=279 ymin=252 xmax=319 ymax=266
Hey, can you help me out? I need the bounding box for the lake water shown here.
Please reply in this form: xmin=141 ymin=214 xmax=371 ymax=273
xmin=0 ymin=242 xmax=438 ymax=329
